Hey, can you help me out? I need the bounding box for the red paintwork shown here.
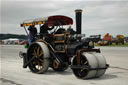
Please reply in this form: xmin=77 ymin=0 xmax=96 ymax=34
xmin=47 ymin=15 xmax=73 ymax=26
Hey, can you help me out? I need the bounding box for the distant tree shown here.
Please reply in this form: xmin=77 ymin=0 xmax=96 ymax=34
xmin=0 ymin=34 xmax=27 ymax=40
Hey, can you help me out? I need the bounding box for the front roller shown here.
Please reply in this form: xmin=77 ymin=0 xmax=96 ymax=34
xmin=27 ymin=42 xmax=50 ymax=74
xmin=71 ymin=52 xmax=109 ymax=79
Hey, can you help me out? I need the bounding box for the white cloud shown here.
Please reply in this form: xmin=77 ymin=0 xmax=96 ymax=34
xmin=1 ymin=0 xmax=128 ymax=37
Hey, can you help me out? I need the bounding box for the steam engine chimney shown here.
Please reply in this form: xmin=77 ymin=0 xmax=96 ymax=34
xmin=75 ymin=9 xmax=83 ymax=34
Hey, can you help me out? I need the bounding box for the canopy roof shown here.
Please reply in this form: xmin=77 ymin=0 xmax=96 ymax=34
xmin=20 ymin=15 xmax=73 ymax=27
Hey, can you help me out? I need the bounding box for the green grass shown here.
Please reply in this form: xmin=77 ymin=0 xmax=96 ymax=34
xmin=95 ymin=43 xmax=128 ymax=47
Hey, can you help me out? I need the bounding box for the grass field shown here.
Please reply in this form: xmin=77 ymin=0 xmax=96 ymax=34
xmin=95 ymin=42 xmax=128 ymax=47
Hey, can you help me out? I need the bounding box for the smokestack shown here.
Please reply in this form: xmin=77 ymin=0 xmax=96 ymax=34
xmin=75 ymin=9 xmax=83 ymax=34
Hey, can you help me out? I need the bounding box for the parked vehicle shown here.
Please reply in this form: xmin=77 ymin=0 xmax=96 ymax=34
xmin=98 ymin=33 xmax=112 ymax=46
xmin=115 ymin=35 xmax=124 ymax=45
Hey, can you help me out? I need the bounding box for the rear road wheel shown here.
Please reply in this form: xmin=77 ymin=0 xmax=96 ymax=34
xmin=27 ymin=42 xmax=50 ymax=74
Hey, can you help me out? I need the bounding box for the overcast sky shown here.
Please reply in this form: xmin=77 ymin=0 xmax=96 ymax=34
xmin=1 ymin=0 xmax=128 ymax=37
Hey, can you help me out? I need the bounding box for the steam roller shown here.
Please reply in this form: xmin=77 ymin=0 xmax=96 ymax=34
xmin=19 ymin=9 xmax=109 ymax=79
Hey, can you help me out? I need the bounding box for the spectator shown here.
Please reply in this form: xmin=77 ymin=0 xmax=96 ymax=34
xmin=28 ymin=25 xmax=37 ymax=45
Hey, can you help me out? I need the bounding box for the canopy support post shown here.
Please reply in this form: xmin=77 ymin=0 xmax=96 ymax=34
xmin=24 ymin=26 xmax=29 ymax=36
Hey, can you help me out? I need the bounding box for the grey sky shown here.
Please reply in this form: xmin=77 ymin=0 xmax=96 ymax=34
xmin=1 ymin=0 xmax=128 ymax=37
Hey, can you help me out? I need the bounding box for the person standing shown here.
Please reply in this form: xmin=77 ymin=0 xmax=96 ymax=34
xmin=28 ymin=25 xmax=37 ymax=45
xmin=67 ymin=25 xmax=76 ymax=34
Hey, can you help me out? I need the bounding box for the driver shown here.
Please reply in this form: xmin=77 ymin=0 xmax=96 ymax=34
xmin=40 ymin=23 xmax=54 ymax=39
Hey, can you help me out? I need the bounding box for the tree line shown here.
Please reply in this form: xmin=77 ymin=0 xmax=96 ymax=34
xmin=0 ymin=34 xmax=27 ymax=40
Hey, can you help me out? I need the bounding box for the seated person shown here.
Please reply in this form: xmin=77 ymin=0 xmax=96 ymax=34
xmin=40 ymin=23 xmax=54 ymax=40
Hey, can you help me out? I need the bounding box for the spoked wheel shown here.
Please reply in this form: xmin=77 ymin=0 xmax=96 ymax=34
xmin=27 ymin=42 xmax=50 ymax=74
xmin=72 ymin=52 xmax=107 ymax=79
